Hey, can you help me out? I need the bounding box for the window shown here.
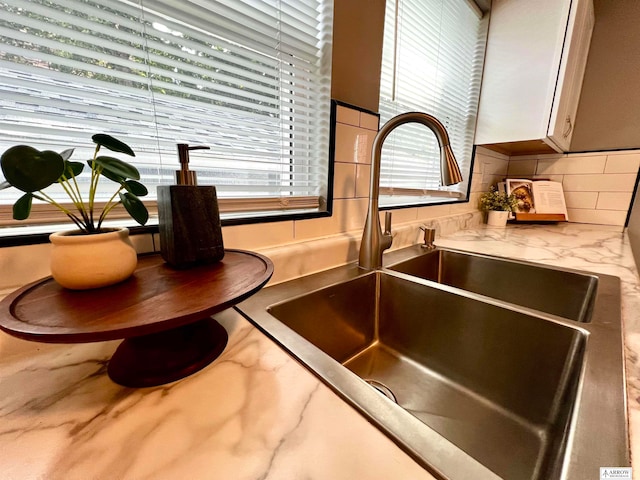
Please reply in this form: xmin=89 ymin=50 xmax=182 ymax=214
xmin=0 ymin=0 xmax=333 ymax=229
xmin=378 ymin=0 xmax=488 ymax=208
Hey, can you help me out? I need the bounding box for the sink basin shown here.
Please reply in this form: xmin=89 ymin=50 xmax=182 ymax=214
xmin=387 ymin=248 xmax=598 ymax=322
xmin=237 ymin=246 xmax=628 ymax=479
xmin=268 ymin=271 xmax=584 ymax=479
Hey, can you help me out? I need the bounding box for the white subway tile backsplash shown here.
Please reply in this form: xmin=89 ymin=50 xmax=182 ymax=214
xmin=481 ymin=157 xmax=509 ymax=176
xmin=0 ymin=243 xmax=52 ymax=290
xmin=449 ymin=198 xmax=477 ymax=215
xmin=380 ymin=207 xmax=417 ymax=226
xmin=294 ymin=198 xmax=368 ymax=240
xmin=539 ymin=153 xmax=564 ymax=161
xmin=293 ymin=212 xmax=338 ymax=241
xmin=336 ymin=105 xmax=359 ymax=127
xmin=480 ymin=175 xmax=506 ymax=193
xmin=466 ymin=192 xmax=482 ymax=211
xmin=263 ymin=212 xmax=482 ymax=286
xmin=129 ymin=234 xmax=156 ymax=254
xmin=604 ymin=153 xmax=640 ymax=174
xmin=261 ymin=234 xmax=359 ymax=285
xmin=507 ymin=159 xmax=537 ymax=176
xmin=564 ymin=191 xmax=598 ymax=209
xmin=566 ymin=208 xmax=627 ymax=226
xmin=359 ymin=112 xmax=379 ymax=131
xmin=503 ymin=148 xmax=640 ymax=226
xmin=472 ymin=154 xmax=482 ymax=173
xmin=340 ymin=198 xmax=369 ymax=232
xmin=293 ymin=214 xmax=339 ymax=242
xmin=223 ymin=222 xmax=295 ymax=250
xmin=416 ymin=204 xmax=453 ymax=219
xmin=355 ymin=164 xmax=371 ymax=198
xmin=562 ymin=174 xmax=636 ymax=192
xmin=596 ymin=192 xmax=633 ymax=211
xmin=532 ymin=174 xmax=565 ymax=183
xmin=333 ymin=162 xmax=357 ymax=199
xmin=473 ymin=148 xmax=508 ymax=175
xmin=537 ymin=156 xmax=606 ymax=175
xmin=334 ymin=124 xmax=374 ymax=164
xmin=477 ymin=150 xmax=509 ymax=185
xmin=470 ymin=172 xmax=484 ymax=193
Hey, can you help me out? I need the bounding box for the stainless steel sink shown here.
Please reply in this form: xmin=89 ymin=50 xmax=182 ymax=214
xmin=269 ymin=271 xmax=584 ymax=479
xmin=387 ymin=247 xmax=598 ymax=322
xmin=237 ymin=246 xmax=628 ymax=480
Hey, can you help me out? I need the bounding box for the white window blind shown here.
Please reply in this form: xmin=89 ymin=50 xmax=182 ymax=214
xmin=0 ymin=0 xmax=333 ymax=226
xmin=378 ymin=0 xmax=488 ymax=207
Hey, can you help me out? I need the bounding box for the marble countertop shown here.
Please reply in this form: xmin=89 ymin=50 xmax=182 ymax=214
xmin=1 ymin=222 xmax=638 ymax=480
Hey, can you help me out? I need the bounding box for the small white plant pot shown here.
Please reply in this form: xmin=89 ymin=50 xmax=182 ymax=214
xmin=49 ymin=227 xmax=138 ymax=290
xmin=486 ymin=210 xmax=509 ymax=227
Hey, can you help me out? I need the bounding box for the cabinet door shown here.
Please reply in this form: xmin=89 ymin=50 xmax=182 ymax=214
xmin=474 ymin=0 xmax=595 ymax=155
xmin=547 ymin=0 xmax=595 ymax=151
xmin=474 ymin=0 xmax=571 ymax=147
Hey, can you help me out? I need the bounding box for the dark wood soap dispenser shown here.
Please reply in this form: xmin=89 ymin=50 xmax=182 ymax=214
xmin=157 ymin=144 xmax=225 ymax=268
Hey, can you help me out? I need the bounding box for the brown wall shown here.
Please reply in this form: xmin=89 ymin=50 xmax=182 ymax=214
xmin=330 ymin=0 xmax=386 ymax=113
xmin=627 ymin=187 xmax=640 ymax=262
xmin=571 ymin=0 xmax=640 ymax=151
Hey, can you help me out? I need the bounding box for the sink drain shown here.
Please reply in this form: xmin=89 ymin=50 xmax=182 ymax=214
xmin=365 ymin=379 xmax=397 ymax=403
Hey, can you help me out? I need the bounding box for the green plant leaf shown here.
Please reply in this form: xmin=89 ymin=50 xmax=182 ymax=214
xmin=60 ymin=160 xmax=84 ymax=180
xmin=123 ymin=180 xmax=148 ymax=196
xmin=93 ymin=162 xmax=125 ymax=184
xmin=93 ymin=156 xmax=140 ymax=181
xmin=119 ymin=192 xmax=148 ymax=225
xmin=60 ymin=148 xmax=75 ymax=161
xmin=13 ymin=193 xmax=33 ymax=220
xmin=0 ymin=146 xmax=65 ymax=192
xmin=92 ymin=134 xmax=135 ymax=157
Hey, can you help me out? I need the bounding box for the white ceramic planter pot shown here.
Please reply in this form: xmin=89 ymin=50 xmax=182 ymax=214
xmin=49 ymin=227 xmax=137 ymax=290
xmin=486 ymin=210 xmax=509 ymax=227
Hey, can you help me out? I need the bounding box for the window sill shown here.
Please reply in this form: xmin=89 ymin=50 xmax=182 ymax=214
xmin=0 ymin=209 xmax=332 ymax=248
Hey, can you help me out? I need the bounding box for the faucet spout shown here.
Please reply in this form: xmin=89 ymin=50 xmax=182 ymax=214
xmin=358 ymin=112 xmax=462 ymax=270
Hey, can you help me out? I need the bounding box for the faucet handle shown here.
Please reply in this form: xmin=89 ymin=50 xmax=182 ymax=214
xmin=384 ymin=211 xmax=392 ymax=235
xmin=379 ymin=211 xmax=393 ymax=252
xmin=420 ymin=225 xmax=436 ymax=249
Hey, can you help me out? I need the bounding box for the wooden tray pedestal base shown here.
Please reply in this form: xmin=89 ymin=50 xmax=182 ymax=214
xmin=0 ymin=251 xmax=273 ymax=388
xmin=108 ymin=318 xmax=228 ymax=388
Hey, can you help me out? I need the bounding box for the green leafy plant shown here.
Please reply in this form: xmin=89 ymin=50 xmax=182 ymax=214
xmin=0 ymin=134 xmax=148 ymax=234
xmin=479 ymin=185 xmax=517 ymax=212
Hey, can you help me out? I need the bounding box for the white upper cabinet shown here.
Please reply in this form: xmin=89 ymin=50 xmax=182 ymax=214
xmin=474 ymin=0 xmax=595 ymax=155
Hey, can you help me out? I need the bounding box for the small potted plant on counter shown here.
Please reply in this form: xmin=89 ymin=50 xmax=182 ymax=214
xmin=479 ymin=185 xmax=517 ymax=227
xmin=0 ymin=134 xmax=149 ymax=289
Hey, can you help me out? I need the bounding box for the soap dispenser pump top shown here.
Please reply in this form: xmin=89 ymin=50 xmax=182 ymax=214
xmin=157 ymin=143 xmax=224 ymax=268
xmin=176 ymin=144 xmax=210 ymax=186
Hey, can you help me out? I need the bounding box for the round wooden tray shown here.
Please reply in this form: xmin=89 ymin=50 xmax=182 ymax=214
xmin=0 ymin=250 xmax=273 ymax=387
